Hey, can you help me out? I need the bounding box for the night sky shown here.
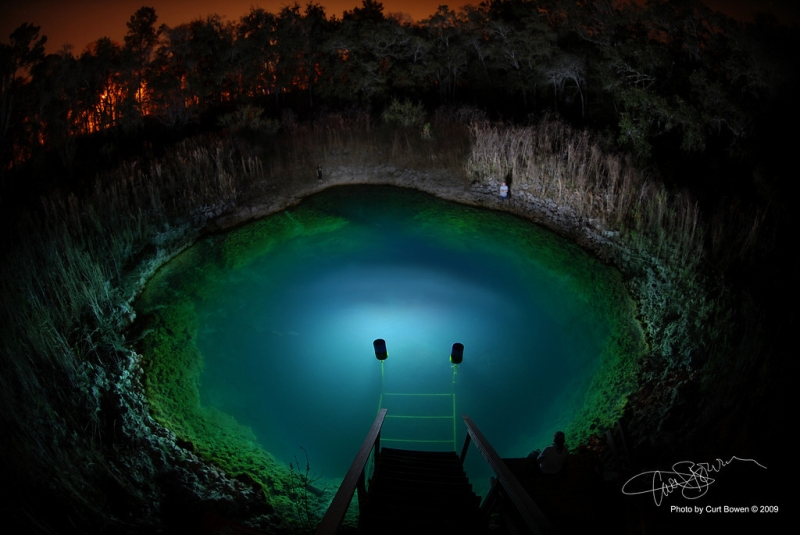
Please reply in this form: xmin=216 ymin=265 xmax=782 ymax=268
xmin=2 ymin=0 xmax=799 ymax=55
xmin=0 ymin=1 xmax=467 ymax=54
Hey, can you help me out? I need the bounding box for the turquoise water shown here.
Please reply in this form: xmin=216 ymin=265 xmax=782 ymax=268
xmin=179 ymin=186 xmax=620 ymax=478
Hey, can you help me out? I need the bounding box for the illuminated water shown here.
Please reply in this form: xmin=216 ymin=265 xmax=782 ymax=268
xmin=140 ymin=185 xmax=639 ymax=480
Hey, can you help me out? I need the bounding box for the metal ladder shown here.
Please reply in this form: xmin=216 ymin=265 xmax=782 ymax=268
xmin=376 ymin=362 xmax=460 ymax=452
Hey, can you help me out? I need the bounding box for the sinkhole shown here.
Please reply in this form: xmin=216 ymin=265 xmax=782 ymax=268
xmin=136 ymin=185 xmax=644 ymax=484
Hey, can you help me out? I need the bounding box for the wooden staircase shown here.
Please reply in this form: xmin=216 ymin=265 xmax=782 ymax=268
xmin=315 ymin=410 xmax=553 ymax=535
xmin=358 ymin=448 xmax=487 ymax=535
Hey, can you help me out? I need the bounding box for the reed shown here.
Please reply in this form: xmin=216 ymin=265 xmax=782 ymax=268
xmin=0 ymin=134 xmax=265 ymax=530
xmin=466 ymin=120 xmax=707 ymax=272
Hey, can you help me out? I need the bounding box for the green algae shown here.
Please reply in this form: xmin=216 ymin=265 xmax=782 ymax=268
xmin=135 ymin=185 xmax=646 ymax=515
xmin=136 ymin=292 xmax=287 ymax=503
xmin=220 ymin=208 xmax=349 ymax=270
xmin=135 ymin=207 xmax=350 ymax=520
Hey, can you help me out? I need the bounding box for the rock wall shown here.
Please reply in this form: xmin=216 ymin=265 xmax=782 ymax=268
xmin=88 ymin=163 xmax=727 ymax=532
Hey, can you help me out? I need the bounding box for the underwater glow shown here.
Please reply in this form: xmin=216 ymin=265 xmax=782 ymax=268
xmin=136 ymin=186 xmax=644 ymax=482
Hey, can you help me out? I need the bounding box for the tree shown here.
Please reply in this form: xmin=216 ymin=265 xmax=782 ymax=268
xmin=272 ymin=3 xmax=332 ymax=108
xmin=30 ymin=49 xmax=82 ymax=174
xmin=0 ymin=23 xmax=46 ymax=171
xmin=235 ymin=8 xmax=279 ymax=99
xmin=77 ymin=38 xmax=124 ymax=133
xmin=344 ymin=0 xmax=386 ymax=22
xmin=598 ymin=0 xmax=764 ymax=156
xmin=326 ymin=5 xmax=415 ymax=103
xmin=458 ymin=4 xmax=492 ymax=86
xmin=123 ymin=7 xmax=160 ymax=126
xmin=420 ymin=6 xmax=469 ymax=102
xmin=185 ymin=15 xmax=235 ymax=105
xmin=545 ymin=53 xmax=586 ymax=117
xmin=124 ymin=6 xmax=159 ymax=62
xmin=149 ymin=23 xmax=197 ymax=127
xmin=485 ymin=2 xmax=556 ymax=109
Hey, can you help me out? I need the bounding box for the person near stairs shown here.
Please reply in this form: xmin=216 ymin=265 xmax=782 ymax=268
xmin=528 ymin=431 xmax=568 ymax=474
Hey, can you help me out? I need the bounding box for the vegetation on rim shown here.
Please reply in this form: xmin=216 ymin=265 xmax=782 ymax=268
xmin=1 ymin=109 xmax=774 ymax=531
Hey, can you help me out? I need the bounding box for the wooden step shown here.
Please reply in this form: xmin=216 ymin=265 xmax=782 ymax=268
xmin=369 ymin=476 xmax=474 ymax=493
xmin=359 ymin=448 xmax=487 ymax=535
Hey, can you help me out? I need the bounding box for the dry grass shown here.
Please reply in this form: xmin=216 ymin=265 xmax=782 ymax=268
xmin=0 ymin=135 xmax=263 ymax=530
xmin=466 ymin=120 xmax=706 ymax=270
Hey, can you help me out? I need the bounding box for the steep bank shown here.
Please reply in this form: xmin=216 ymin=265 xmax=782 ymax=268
xmin=2 ymin=132 xmax=780 ymax=533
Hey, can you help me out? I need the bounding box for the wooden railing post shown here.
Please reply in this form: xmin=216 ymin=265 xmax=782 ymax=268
xmin=460 ymin=431 xmax=472 ymax=463
xmin=461 ymin=415 xmax=556 ymax=535
xmin=356 ymin=469 xmax=366 ymax=510
xmin=315 ymin=409 xmax=387 ymax=535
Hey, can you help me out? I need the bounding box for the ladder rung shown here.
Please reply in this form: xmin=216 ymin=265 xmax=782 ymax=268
xmin=386 ymin=415 xmax=453 ymax=419
xmin=382 ymin=438 xmax=455 ymax=444
xmin=384 ymin=393 xmax=453 ymax=397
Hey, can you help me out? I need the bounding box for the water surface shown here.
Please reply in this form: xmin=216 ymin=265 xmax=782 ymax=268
xmin=140 ymin=185 xmax=640 ymax=479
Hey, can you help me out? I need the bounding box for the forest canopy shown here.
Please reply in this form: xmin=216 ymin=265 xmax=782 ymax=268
xmin=0 ymin=0 xmax=795 ymax=183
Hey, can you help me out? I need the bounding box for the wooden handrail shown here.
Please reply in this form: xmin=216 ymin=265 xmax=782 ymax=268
xmin=461 ymin=415 xmax=556 ymax=535
xmin=315 ymin=409 xmax=387 ymax=535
